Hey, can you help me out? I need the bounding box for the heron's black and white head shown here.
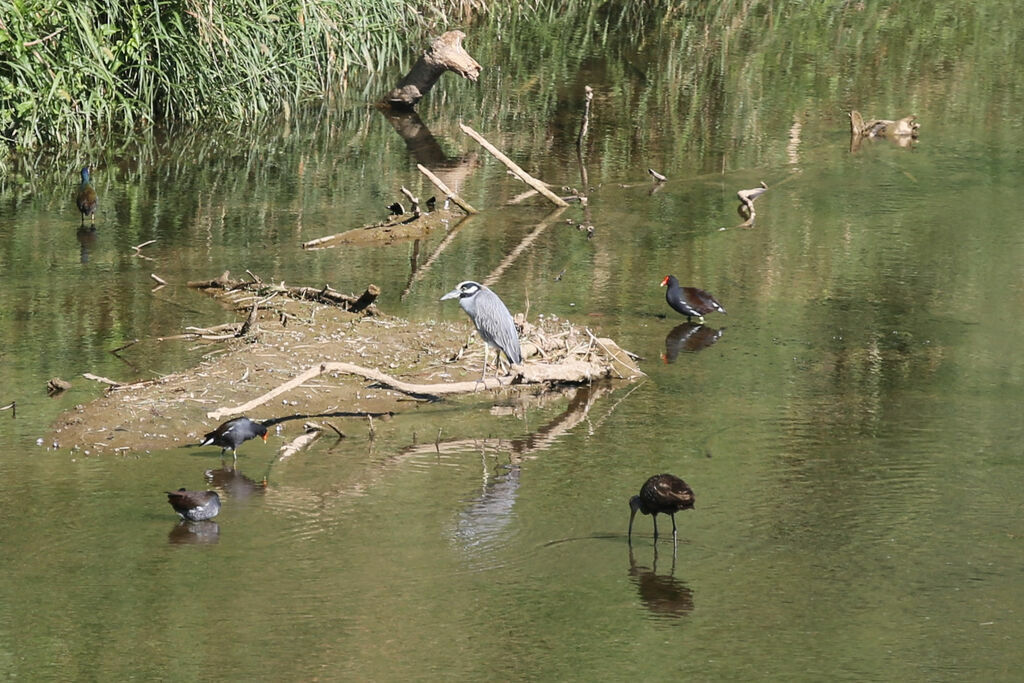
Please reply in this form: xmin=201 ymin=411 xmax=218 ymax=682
xmin=440 ymin=280 xmax=483 ymax=302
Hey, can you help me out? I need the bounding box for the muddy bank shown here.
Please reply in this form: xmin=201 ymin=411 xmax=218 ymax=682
xmin=50 ymin=280 xmax=642 ymax=454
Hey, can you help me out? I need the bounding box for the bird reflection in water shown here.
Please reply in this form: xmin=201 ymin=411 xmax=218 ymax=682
xmin=662 ymin=323 xmax=724 ymax=363
xmin=76 ymin=227 xmax=97 ymax=264
xmin=629 ymin=546 xmax=695 ymax=620
xmin=452 ymin=462 xmax=520 ymax=550
xmin=204 ymin=466 xmax=268 ymax=502
xmin=168 ymin=520 xmax=220 ymax=545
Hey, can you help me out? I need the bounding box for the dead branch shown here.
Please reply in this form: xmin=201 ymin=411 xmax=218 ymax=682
xmin=150 ymin=273 xmax=168 ymax=286
xmin=576 ymin=85 xmax=593 ymax=151
xmin=0 ymin=401 xmax=13 ymax=418
xmin=278 ymin=426 xmax=322 ymax=462
xmin=206 ymin=349 xmax=641 ymax=421
xmin=400 ymin=186 xmax=420 ymax=216
xmin=83 ymin=373 xmax=121 ymax=387
xmin=131 ymin=240 xmax=156 ymax=260
xmin=416 ymin=163 xmax=478 ymax=214
xmin=386 ymin=31 xmax=482 ymax=109
xmin=648 ymin=168 xmax=667 ymax=182
xmin=459 ymin=123 xmax=569 ymax=207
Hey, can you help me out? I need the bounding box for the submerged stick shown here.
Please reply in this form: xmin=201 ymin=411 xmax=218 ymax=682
xmin=416 ymin=164 xmax=478 ymax=214
xmin=459 ymin=123 xmax=569 ymax=207
xmin=278 ymin=427 xmax=322 ymax=461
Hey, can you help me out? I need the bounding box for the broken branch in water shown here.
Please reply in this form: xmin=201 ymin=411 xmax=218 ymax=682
xmin=131 ymin=240 xmax=156 ymax=260
xmin=386 ymin=31 xmax=482 ymax=109
xmin=0 ymin=400 xmax=15 ymax=418
xmin=400 ymin=186 xmax=420 ymax=216
xmin=459 ymin=123 xmax=569 ymax=208
xmin=416 ymin=163 xmax=478 ymax=214
xmin=278 ymin=425 xmax=322 ymax=461
xmin=734 ymin=181 xmax=769 ymax=227
xmin=576 ymin=85 xmax=593 ymax=151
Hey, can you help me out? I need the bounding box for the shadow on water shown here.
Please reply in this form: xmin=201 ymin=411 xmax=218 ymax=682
xmin=168 ymin=520 xmax=220 ymax=545
xmin=628 ymin=546 xmax=695 ymax=621
xmin=662 ymin=323 xmax=725 ymax=362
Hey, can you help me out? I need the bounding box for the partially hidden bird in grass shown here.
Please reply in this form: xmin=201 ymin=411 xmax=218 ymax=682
xmin=628 ymin=473 xmax=695 ymax=545
xmin=660 ymin=275 xmax=725 ymax=324
xmin=166 ymin=488 xmax=221 ymax=521
xmin=200 ymin=417 xmax=268 ymax=460
xmin=441 ymin=280 xmax=522 ymax=382
xmin=76 ymin=166 xmax=97 ymax=226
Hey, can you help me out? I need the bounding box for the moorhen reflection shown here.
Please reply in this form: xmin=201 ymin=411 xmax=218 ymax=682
xmin=205 ymin=466 xmax=268 ymax=500
xmin=660 ymin=275 xmax=725 ymax=324
xmin=629 ymin=547 xmax=695 ymax=619
xmin=662 ymin=323 xmax=724 ymax=362
xmin=628 ymin=474 xmax=695 ymax=545
xmin=168 ymin=520 xmax=220 ymax=545
xmin=76 ymin=226 xmax=97 ymax=264
xmin=200 ymin=416 xmax=268 ymax=460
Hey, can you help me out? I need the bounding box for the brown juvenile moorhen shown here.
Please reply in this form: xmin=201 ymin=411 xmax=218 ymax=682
xmin=628 ymin=473 xmax=695 ymax=544
xmin=166 ymin=488 xmax=221 ymax=521
xmin=660 ymin=275 xmax=726 ymax=323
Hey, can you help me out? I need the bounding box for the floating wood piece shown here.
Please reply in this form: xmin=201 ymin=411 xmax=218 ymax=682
xmin=737 ymin=181 xmax=768 ymax=214
xmin=47 ymin=377 xmax=72 ymax=395
xmin=386 ymin=31 xmax=482 ymax=109
xmin=648 ymin=168 xmax=667 ymax=182
xmin=459 ymin=123 xmax=570 ymax=208
xmin=849 ymin=110 xmax=920 ymax=138
xmin=278 ymin=425 xmax=322 ymax=462
xmin=0 ymin=401 xmax=14 ymax=418
xmin=417 ymin=163 xmax=478 ymax=214
xmin=576 ymin=85 xmax=594 ymax=150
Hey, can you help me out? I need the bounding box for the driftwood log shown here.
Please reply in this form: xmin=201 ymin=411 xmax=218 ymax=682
xmin=849 ymin=110 xmax=919 ymax=138
xmin=188 ymin=272 xmax=379 ymax=314
xmin=386 ymin=31 xmax=481 ymax=109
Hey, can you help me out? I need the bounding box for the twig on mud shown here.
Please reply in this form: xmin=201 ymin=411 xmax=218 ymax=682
xmin=459 ymin=123 xmax=569 ymax=207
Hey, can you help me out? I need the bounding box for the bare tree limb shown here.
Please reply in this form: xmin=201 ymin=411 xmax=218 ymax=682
xmin=417 ymin=163 xmax=478 ymax=214
xmin=459 ymin=123 xmax=569 ymax=207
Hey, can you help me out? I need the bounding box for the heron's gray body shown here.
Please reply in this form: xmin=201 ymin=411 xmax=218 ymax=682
xmin=441 ymin=281 xmax=522 ymax=376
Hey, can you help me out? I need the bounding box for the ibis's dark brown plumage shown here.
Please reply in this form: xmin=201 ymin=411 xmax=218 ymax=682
xmin=166 ymin=488 xmax=221 ymax=521
xmin=628 ymin=474 xmax=695 ymax=544
xmin=200 ymin=417 xmax=268 ymax=459
xmin=660 ymin=275 xmax=725 ymax=323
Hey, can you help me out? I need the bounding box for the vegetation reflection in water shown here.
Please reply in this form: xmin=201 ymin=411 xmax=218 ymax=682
xmin=0 ymin=0 xmax=1022 ymax=679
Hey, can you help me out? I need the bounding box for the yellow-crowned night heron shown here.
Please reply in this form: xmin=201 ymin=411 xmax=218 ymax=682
xmin=441 ymin=280 xmax=522 ymax=380
xmin=628 ymin=474 xmax=695 ymax=545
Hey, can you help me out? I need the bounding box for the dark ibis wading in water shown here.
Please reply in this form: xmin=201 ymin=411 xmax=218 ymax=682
xmin=628 ymin=473 xmax=695 ymax=544
xmin=660 ymin=275 xmax=725 ymax=324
